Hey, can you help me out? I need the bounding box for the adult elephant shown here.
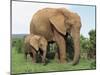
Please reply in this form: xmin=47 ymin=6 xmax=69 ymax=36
xmin=30 ymin=8 xmax=81 ymax=65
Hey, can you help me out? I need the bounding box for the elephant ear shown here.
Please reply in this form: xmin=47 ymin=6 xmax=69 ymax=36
xmin=30 ymin=35 xmax=40 ymax=51
xmin=49 ymin=14 xmax=66 ymax=35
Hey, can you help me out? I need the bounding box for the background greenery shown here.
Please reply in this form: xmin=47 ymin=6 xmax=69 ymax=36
xmin=11 ymin=29 xmax=96 ymax=74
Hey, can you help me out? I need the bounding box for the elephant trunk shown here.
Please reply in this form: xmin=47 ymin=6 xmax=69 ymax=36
xmin=71 ymin=29 xmax=80 ymax=65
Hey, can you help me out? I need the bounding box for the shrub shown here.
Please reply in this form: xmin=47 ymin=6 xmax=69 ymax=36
xmin=12 ymin=38 xmax=24 ymax=53
xmin=90 ymin=60 xmax=96 ymax=69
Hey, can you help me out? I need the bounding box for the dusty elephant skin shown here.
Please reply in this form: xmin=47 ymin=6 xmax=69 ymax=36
xmin=24 ymin=34 xmax=48 ymax=64
xmin=30 ymin=8 xmax=81 ymax=65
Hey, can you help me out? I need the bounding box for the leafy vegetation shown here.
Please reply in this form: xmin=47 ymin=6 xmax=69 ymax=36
xmin=12 ymin=37 xmax=24 ymax=53
xmin=80 ymin=30 xmax=96 ymax=60
xmin=12 ymin=47 xmax=95 ymax=74
xmin=11 ymin=29 xmax=96 ymax=74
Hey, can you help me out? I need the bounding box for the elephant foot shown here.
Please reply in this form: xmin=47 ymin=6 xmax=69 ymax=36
xmin=72 ymin=58 xmax=80 ymax=65
xmin=59 ymin=51 xmax=67 ymax=63
xmin=60 ymin=59 xmax=67 ymax=63
xmin=41 ymin=58 xmax=48 ymax=65
xmin=55 ymin=55 xmax=67 ymax=63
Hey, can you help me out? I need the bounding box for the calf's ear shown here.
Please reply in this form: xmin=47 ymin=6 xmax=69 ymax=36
xmin=30 ymin=36 xmax=40 ymax=51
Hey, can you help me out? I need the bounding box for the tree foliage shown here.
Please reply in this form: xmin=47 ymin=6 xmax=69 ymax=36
xmin=80 ymin=35 xmax=89 ymax=53
xmin=88 ymin=29 xmax=96 ymax=59
xmin=12 ymin=38 xmax=24 ymax=53
xmin=89 ymin=30 xmax=96 ymax=50
xmin=80 ymin=29 xmax=96 ymax=60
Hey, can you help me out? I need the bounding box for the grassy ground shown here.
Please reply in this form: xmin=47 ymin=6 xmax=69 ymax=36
xmin=12 ymin=47 xmax=96 ymax=74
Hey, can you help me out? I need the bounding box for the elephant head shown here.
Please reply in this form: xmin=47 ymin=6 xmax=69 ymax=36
xmin=30 ymin=35 xmax=48 ymax=52
xmin=24 ymin=34 xmax=36 ymax=63
xmin=29 ymin=35 xmax=48 ymax=63
xmin=49 ymin=8 xmax=81 ymax=65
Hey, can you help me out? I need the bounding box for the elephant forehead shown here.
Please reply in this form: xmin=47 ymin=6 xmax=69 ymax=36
xmin=30 ymin=37 xmax=39 ymax=51
xmin=35 ymin=8 xmax=57 ymax=16
xmin=25 ymin=35 xmax=32 ymax=43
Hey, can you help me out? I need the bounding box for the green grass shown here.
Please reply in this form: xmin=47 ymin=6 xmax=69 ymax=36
xmin=12 ymin=47 xmax=96 ymax=74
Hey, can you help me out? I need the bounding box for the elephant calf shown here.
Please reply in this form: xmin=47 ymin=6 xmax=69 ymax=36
xmin=24 ymin=34 xmax=48 ymax=63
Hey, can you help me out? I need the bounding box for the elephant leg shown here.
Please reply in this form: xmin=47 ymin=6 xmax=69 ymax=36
xmin=41 ymin=51 xmax=46 ymax=64
xmin=31 ymin=49 xmax=36 ymax=63
xmin=54 ymin=30 xmax=67 ymax=63
xmin=39 ymin=49 xmax=46 ymax=64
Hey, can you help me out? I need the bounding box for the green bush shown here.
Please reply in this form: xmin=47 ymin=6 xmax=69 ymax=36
xmin=16 ymin=39 xmax=24 ymax=53
xmin=90 ymin=60 xmax=96 ymax=69
xmin=12 ymin=38 xmax=24 ymax=53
